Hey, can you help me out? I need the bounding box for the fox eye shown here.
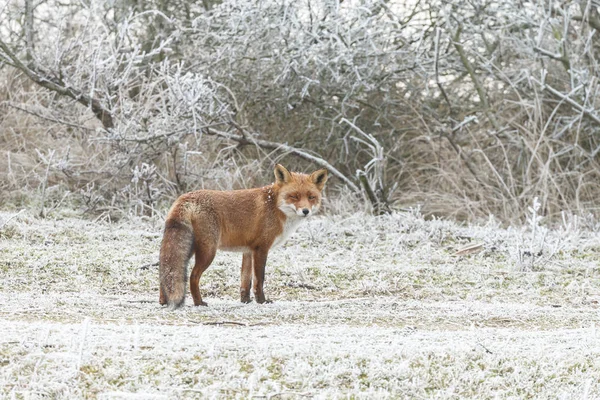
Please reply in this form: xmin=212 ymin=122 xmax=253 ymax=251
xmin=289 ymin=194 xmax=299 ymax=200
xmin=308 ymin=195 xmax=316 ymax=200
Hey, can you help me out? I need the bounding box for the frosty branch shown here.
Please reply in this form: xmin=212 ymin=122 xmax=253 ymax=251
xmin=0 ymin=38 xmax=114 ymax=129
xmin=205 ymin=127 xmax=360 ymax=193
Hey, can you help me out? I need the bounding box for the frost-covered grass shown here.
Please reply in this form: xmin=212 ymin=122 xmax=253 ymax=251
xmin=1 ymin=209 xmax=600 ymax=398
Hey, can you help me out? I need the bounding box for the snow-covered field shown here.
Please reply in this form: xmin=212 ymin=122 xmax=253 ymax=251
xmin=1 ymin=209 xmax=600 ymax=398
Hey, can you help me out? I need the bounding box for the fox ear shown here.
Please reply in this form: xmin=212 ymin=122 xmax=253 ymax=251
xmin=274 ymin=164 xmax=292 ymax=184
xmin=310 ymin=168 xmax=328 ymax=190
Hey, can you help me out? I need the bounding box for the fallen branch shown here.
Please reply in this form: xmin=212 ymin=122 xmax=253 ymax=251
xmin=140 ymin=261 xmax=159 ymax=270
xmin=453 ymin=242 xmax=485 ymax=256
xmin=264 ymin=391 xmax=314 ymax=399
xmin=194 ymin=320 xmax=267 ymax=327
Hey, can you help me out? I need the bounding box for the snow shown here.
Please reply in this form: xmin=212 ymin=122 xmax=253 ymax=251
xmin=1 ymin=210 xmax=600 ymax=398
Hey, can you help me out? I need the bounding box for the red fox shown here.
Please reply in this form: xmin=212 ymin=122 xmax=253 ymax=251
xmin=159 ymin=164 xmax=328 ymax=309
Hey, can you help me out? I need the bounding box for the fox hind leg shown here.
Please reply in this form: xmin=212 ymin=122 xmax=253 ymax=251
xmin=159 ymin=286 xmax=167 ymax=305
xmin=190 ymin=244 xmax=217 ymax=306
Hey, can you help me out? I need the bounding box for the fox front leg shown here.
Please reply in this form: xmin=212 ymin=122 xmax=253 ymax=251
xmin=252 ymin=248 xmax=272 ymax=304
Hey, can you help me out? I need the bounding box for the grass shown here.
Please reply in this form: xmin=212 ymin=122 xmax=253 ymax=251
xmin=1 ymin=209 xmax=600 ymax=398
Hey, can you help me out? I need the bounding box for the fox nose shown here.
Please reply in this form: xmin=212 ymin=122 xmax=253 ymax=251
xmin=302 ymin=208 xmax=309 ymax=216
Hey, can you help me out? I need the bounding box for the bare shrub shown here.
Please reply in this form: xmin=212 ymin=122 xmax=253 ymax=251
xmin=1 ymin=0 xmax=600 ymax=222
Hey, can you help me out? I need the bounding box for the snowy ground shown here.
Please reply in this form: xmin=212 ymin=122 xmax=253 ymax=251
xmin=1 ymin=209 xmax=600 ymax=398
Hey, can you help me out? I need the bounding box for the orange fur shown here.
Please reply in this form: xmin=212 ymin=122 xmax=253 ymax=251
xmin=159 ymin=164 xmax=328 ymax=309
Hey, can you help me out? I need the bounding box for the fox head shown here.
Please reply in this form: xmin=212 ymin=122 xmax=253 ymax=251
xmin=274 ymin=164 xmax=328 ymax=218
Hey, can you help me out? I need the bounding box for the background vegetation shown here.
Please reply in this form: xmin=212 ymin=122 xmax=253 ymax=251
xmin=2 ymin=0 xmax=600 ymax=222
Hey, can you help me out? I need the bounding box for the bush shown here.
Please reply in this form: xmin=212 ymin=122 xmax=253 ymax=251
xmin=1 ymin=0 xmax=599 ymax=222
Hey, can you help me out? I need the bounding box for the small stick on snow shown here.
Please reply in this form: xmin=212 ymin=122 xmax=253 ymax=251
xmin=453 ymin=243 xmax=485 ymax=256
xmin=140 ymin=261 xmax=159 ymax=270
xmin=194 ymin=320 xmax=268 ymax=327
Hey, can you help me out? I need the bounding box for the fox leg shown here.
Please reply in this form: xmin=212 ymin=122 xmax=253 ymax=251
xmin=159 ymin=286 xmax=167 ymax=305
xmin=190 ymin=245 xmax=217 ymax=306
xmin=252 ymin=248 xmax=271 ymax=304
xmin=240 ymin=252 xmax=253 ymax=303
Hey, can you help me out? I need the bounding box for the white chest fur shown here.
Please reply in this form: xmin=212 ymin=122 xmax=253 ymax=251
xmin=272 ymin=217 xmax=303 ymax=248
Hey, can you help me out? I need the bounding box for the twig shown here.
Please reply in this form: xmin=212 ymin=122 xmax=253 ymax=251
xmin=477 ymin=341 xmax=493 ymax=354
xmin=451 ymin=115 xmax=478 ymax=133
xmin=533 ymin=46 xmax=566 ymax=62
xmin=531 ymin=78 xmax=600 ymax=125
xmin=358 ymin=172 xmax=389 ymax=215
xmin=534 ymin=43 xmax=571 ymax=73
xmin=265 ymin=392 xmax=314 ymax=399
xmin=572 ymin=13 xmax=600 ymax=31
xmin=47 ymin=191 xmax=71 ymax=214
xmin=441 ymin=131 xmax=483 ymax=186
xmin=340 ymin=118 xmax=390 ymax=213
xmin=452 ymin=25 xmax=500 ymax=131
xmin=38 ymin=149 xmax=55 ymax=218
xmin=194 ymin=320 xmax=268 ymax=327
xmin=140 ymin=261 xmax=159 ymax=270
xmin=453 ymin=242 xmax=484 ymax=256
xmin=24 ymin=0 xmax=34 ymax=63
xmin=284 ymin=282 xmax=317 ymax=290
xmin=311 ymin=297 xmax=372 ymax=304
xmin=3 ymin=102 xmax=94 ymax=131
xmin=434 ymin=27 xmax=452 ymax=110
xmin=0 ymin=209 xmax=25 ymax=230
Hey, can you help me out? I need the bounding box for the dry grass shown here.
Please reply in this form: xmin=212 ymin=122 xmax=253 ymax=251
xmin=1 ymin=208 xmax=600 ymax=398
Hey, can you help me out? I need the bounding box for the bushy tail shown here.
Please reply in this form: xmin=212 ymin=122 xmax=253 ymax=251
xmin=159 ymin=219 xmax=194 ymax=309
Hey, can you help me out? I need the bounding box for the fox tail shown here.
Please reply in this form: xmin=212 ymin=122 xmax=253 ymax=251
xmin=159 ymin=219 xmax=194 ymax=309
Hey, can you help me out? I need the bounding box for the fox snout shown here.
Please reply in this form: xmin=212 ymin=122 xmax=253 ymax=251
xmin=280 ymin=202 xmax=317 ymax=217
xmin=296 ymin=207 xmax=312 ymax=217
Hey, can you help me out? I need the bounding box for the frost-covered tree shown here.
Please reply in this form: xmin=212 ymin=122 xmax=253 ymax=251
xmin=1 ymin=0 xmax=600 ymax=221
